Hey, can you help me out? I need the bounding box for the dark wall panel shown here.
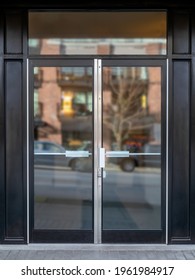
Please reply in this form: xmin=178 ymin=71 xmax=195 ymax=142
xmin=0 ymin=58 xmax=4 ymax=242
xmin=171 ymin=60 xmax=190 ymax=240
xmin=173 ymin=13 xmax=190 ymax=54
xmin=5 ymin=12 xmax=23 ymax=54
xmin=191 ymin=59 xmax=195 ymax=242
xmin=192 ymin=12 xmax=195 ymax=55
xmin=191 ymin=124 xmax=195 ymax=242
xmin=0 ymin=13 xmax=3 ymax=54
xmin=5 ymin=60 xmax=24 ymax=239
xmin=192 ymin=58 xmax=195 ymax=125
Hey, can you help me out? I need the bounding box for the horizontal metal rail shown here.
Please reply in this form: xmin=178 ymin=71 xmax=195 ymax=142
xmin=105 ymin=151 xmax=161 ymax=157
xmin=34 ymin=151 xmax=160 ymax=157
xmin=34 ymin=151 xmax=92 ymax=157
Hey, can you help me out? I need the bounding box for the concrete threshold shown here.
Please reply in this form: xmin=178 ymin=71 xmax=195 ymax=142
xmin=1 ymin=244 xmax=195 ymax=251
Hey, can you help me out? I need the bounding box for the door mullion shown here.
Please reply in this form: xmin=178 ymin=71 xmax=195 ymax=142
xmin=94 ymin=59 xmax=102 ymax=244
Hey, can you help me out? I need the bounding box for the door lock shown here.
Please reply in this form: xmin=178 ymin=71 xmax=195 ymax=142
xmin=97 ymin=168 xmax=106 ymax=178
xmin=98 ymin=148 xmax=106 ymax=178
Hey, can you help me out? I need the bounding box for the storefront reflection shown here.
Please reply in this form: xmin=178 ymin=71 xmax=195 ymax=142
xmin=103 ymin=165 xmax=161 ymax=230
xmin=34 ymin=164 xmax=93 ymax=230
xmin=34 ymin=164 xmax=160 ymax=230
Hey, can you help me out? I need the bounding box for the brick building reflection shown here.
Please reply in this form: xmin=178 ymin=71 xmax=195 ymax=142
xmin=34 ymin=40 xmax=163 ymax=150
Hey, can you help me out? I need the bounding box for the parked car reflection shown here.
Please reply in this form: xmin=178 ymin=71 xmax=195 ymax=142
xmin=34 ymin=140 xmax=92 ymax=171
xmin=109 ymin=143 xmax=161 ymax=172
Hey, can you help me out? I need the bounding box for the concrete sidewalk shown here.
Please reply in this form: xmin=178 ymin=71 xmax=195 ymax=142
xmin=0 ymin=244 xmax=195 ymax=260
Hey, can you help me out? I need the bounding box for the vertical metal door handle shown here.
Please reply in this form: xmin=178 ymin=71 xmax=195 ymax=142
xmin=99 ymin=148 xmax=105 ymax=168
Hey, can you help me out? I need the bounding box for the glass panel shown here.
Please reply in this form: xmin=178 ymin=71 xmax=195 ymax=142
xmin=102 ymin=66 xmax=161 ymax=230
xmin=29 ymin=12 xmax=166 ymax=55
xmin=34 ymin=65 xmax=93 ymax=230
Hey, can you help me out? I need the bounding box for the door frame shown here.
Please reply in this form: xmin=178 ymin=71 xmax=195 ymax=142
xmin=28 ymin=58 xmax=95 ymax=243
xmin=99 ymin=58 xmax=167 ymax=244
xmin=28 ymin=57 xmax=167 ymax=244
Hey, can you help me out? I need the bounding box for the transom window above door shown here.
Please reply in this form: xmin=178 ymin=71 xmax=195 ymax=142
xmin=28 ymin=11 xmax=167 ymax=55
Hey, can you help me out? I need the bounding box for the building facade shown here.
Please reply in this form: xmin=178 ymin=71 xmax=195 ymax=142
xmin=0 ymin=1 xmax=195 ymax=245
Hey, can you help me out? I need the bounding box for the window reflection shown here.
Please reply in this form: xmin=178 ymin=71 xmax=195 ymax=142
xmin=102 ymin=66 xmax=161 ymax=230
xmin=34 ymin=66 xmax=93 ymax=146
xmin=34 ymin=66 xmax=93 ymax=230
xmin=29 ymin=12 xmax=166 ymax=55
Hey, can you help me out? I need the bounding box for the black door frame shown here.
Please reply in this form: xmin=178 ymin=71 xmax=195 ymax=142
xmin=28 ymin=57 xmax=167 ymax=244
xmin=29 ymin=58 xmax=95 ymax=243
xmin=100 ymin=59 xmax=167 ymax=244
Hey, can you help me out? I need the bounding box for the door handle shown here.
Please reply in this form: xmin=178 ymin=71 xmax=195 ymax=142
xmin=65 ymin=151 xmax=90 ymax=157
xmin=106 ymin=151 xmax=129 ymax=157
xmin=105 ymin=151 xmax=161 ymax=157
xmin=99 ymin=148 xmax=105 ymax=168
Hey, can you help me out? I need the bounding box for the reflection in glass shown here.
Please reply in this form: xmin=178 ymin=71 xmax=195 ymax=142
xmin=33 ymin=66 xmax=93 ymax=230
xmin=29 ymin=12 xmax=166 ymax=55
xmin=102 ymin=66 xmax=161 ymax=230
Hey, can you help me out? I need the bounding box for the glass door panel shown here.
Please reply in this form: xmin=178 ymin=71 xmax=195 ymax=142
xmin=31 ymin=61 xmax=94 ymax=242
xmin=102 ymin=61 xmax=165 ymax=243
xmin=30 ymin=59 xmax=165 ymax=244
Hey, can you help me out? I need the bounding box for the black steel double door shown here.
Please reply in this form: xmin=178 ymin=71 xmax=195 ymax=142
xmin=29 ymin=58 xmax=166 ymax=243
